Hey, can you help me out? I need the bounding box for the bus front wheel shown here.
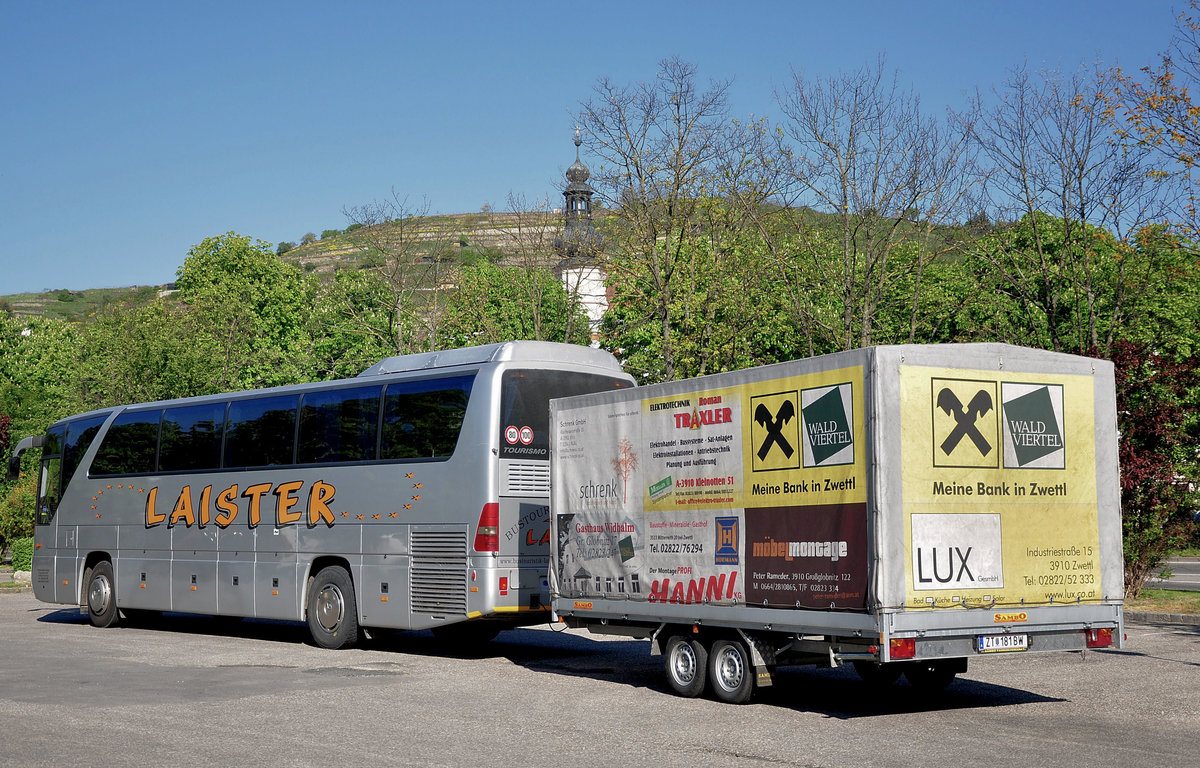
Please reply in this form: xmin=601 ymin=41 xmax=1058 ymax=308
xmin=306 ymin=566 xmax=359 ymax=649
xmin=85 ymin=560 xmax=119 ymax=628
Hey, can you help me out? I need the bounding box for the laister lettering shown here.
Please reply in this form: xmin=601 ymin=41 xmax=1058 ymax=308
xmin=308 ymin=480 xmax=336 ymax=528
xmin=169 ymin=485 xmax=195 ymax=527
xmin=242 ymin=483 xmax=273 ymax=528
xmin=214 ymin=484 xmax=239 ymax=527
xmin=198 ymin=485 xmax=212 ymax=527
xmin=145 ymin=487 xmax=165 ymax=527
xmin=141 ymin=480 xmax=339 ymax=529
xmin=275 ymin=480 xmax=304 ymax=526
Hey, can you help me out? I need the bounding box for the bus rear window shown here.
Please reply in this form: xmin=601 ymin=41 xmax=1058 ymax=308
xmin=381 ymin=375 xmax=473 ymax=460
xmin=91 ymin=410 xmax=161 ymax=476
xmin=499 ymin=370 xmax=630 ymax=460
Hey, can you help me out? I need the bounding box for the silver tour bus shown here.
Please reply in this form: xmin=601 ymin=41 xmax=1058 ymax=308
xmin=8 ymin=341 xmax=633 ymax=648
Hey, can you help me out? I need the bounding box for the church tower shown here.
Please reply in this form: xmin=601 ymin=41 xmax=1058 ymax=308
xmin=554 ymin=127 xmax=607 ymax=343
xmin=556 ymin=126 xmax=602 ymax=256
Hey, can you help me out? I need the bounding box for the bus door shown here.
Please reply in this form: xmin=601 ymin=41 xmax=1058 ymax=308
xmin=34 ymin=424 xmax=66 ymax=604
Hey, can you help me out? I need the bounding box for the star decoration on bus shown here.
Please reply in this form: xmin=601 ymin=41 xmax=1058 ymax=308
xmin=88 ymin=482 xmax=147 ymax=520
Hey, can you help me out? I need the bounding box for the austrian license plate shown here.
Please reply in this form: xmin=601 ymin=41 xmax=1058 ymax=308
xmin=977 ymin=633 xmax=1028 ymax=653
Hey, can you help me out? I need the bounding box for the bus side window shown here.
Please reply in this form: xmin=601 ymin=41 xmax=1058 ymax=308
xmin=224 ymin=395 xmax=299 ymax=468
xmin=159 ymin=403 xmax=225 ymax=472
xmin=91 ymin=410 xmax=162 ymax=476
xmin=298 ymin=385 xmax=382 ymax=464
xmin=381 ymin=375 xmax=473 ymax=460
xmin=36 ymin=425 xmax=65 ymax=525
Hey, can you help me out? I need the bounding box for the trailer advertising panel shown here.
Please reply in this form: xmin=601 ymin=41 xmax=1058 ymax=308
xmin=553 ymin=364 xmax=870 ymax=612
xmin=898 ymin=365 xmax=1104 ymax=610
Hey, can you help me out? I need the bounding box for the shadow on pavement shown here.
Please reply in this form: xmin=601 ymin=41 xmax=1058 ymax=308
xmin=34 ymin=610 xmax=1069 ymax=715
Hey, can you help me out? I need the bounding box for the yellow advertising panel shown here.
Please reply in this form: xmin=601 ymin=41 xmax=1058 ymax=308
xmin=638 ymin=366 xmax=866 ymax=512
xmin=901 ymin=366 xmax=1101 ymax=609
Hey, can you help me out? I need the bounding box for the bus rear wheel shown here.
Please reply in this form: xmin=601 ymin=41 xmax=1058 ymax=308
xmin=85 ymin=560 xmax=119 ymax=628
xmin=306 ymin=566 xmax=359 ymax=649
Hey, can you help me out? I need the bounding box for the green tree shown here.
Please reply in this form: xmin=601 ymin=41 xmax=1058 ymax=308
xmin=73 ymin=299 xmax=231 ymax=408
xmin=175 ymin=232 xmax=317 ymax=389
xmin=442 ymin=262 xmax=591 ymax=348
xmin=772 ymin=58 xmax=980 ymax=350
xmin=310 ymin=269 xmax=404 ymax=379
xmin=0 ymin=315 xmax=81 ymax=442
xmin=1103 ymin=1 xmax=1200 ymax=235
xmin=575 ymin=57 xmax=734 ymax=381
xmin=1107 ymin=343 xmax=1199 ymax=595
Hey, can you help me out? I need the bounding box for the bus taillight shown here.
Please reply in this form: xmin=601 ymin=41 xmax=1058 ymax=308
xmin=474 ymin=503 xmax=500 ymax=552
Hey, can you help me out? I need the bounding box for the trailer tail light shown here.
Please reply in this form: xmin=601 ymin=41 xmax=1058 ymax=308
xmin=890 ymin=637 xmax=917 ymax=660
xmin=474 ymin=503 xmax=500 ymax=552
xmin=1085 ymin=627 xmax=1114 ymax=648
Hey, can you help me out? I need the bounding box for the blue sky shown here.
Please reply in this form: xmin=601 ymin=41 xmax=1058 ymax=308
xmin=0 ymin=0 xmax=1182 ymax=295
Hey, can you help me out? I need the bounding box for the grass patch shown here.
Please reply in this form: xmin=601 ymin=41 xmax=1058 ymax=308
xmin=1125 ymin=589 xmax=1200 ymax=614
xmin=1170 ymin=547 xmax=1200 ymax=557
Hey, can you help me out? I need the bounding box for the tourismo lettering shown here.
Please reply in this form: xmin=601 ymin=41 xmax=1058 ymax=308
xmin=145 ymin=480 xmax=337 ymax=529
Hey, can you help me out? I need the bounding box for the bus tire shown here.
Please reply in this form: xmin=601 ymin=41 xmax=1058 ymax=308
xmin=663 ymin=634 xmax=707 ymax=698
xmin=85 ymin=560 xmax=119 ymax=628
xmin=306 ymin=565 xmax=359 ymax=649
xmin=708 ymin=638 xmax=754 ymax=704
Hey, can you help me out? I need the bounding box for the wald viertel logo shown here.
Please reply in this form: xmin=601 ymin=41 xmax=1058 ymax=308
xmin=800 ymin=382 xmax=854 ymax=467
xmin=1001 ymin=382 xmax=1065 ymax=469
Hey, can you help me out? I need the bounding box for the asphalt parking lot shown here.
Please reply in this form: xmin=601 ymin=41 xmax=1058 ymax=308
xmin=0 ymin=591 xmax=1196 ymax=768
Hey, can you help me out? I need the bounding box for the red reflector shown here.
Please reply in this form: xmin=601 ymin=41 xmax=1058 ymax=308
xmin=499 ymin=577 xmax=509 ymax=596
xmin=890 ymin=637 xmax=916 ymax=660
xmin=474 ymin=503 xmax=500 ymax=552
xmin=1085 ymin=627 xmax=1113 ymax=648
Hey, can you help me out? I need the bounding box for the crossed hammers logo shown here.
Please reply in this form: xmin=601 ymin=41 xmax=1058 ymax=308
xmin=936 ymin=388 xmax=993 ymax=456
xmin=754 ymin=399 xmax=796 ymax=461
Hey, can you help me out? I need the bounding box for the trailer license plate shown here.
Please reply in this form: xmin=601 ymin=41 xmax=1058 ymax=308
xmin=978 ymin=633 xmax=1028 ymax=653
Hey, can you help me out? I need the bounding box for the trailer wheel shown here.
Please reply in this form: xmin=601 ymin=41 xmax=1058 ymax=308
xmin=708 ymin=638 xmax=754 ymax=704
xmin=306 ymin=565 xmax=359 ymax=649
xmin=663 ymin=635 xmax=708 ymax=698
xmin=904 ymin=661 xmax=958 ymax=692
xmin=853 ymin=660 xmax=902 ymax=687
xmin=85 ymin=560 xmax=119 ymax=628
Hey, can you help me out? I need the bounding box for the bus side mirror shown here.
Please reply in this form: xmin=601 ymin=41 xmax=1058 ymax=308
xmin=7 ymin=435 xmax=44 ymax=482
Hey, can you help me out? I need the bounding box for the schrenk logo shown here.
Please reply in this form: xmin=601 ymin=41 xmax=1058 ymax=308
xmin=1001 ymin=383 xmax=1065 ymax=469
xmin=932 ymin=379 xmax=999 ymax=469
xmin=800 ymin=382 xmax=854 ymax=467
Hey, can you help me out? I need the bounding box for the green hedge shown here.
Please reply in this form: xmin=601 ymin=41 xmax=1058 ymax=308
xmin=10 ymin=536 xmax=33 ymax=571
